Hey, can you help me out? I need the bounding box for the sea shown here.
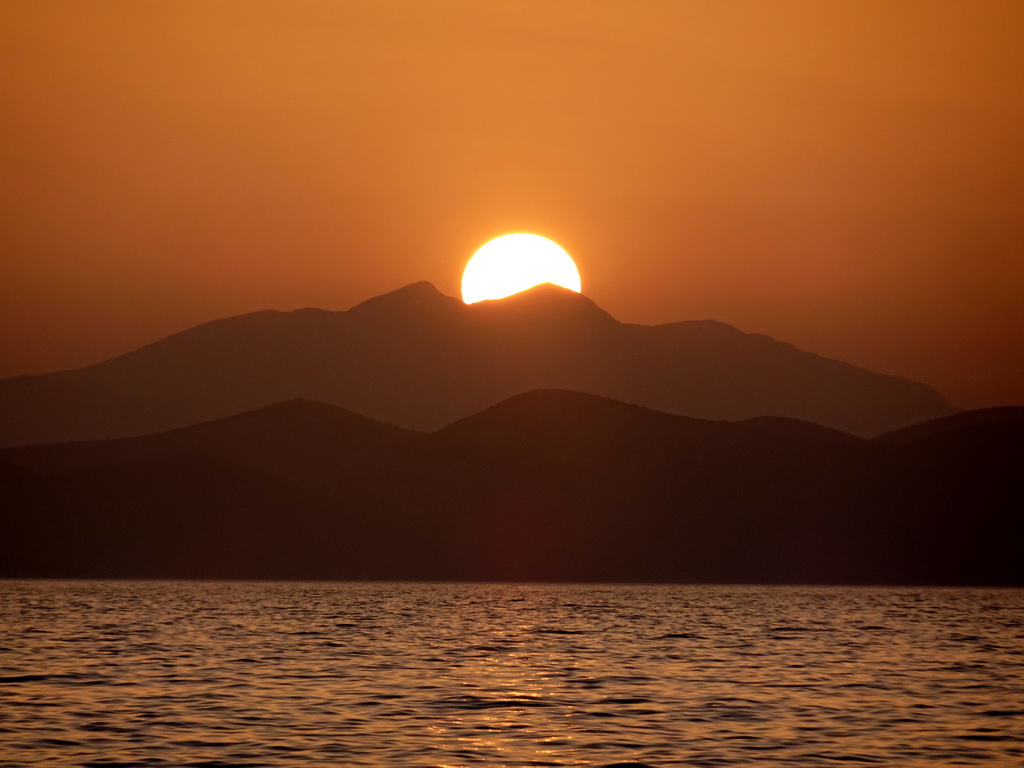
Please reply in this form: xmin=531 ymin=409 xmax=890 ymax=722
xmin=1 ymin=581 xmax=1022 ymax=768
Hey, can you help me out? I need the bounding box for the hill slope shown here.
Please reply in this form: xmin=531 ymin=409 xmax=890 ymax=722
xmin=2 ymin=392 xmax=1016 ymax=585
xmin=0 ymin=398 xmax=415 ymax=486
xmin=0 ymin=282 xmax=955 ymax=446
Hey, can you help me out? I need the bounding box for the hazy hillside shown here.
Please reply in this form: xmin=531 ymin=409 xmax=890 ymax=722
xmin=0 ymin=398 xmax=416 ymax=486
xmin=0 ymin=283 xmax=955 ymax=447
xmin=874 ymin=405 xmax=1024 ymax=444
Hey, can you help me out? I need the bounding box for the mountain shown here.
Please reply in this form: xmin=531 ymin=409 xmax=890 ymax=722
xmin=0 ymin=454 xmax=318 ymax=579
xmin=0 ymin=398 xmax=415 ymax=487
xmin=874 ymin=405 xmax=1024 ymax=444
xmin=1 ymin=391 xmax=1018 ymax=584
xmin=0 ymin=282 xmax=955 ymax=447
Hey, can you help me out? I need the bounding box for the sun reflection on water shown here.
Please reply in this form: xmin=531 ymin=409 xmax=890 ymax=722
xmin=1 ymin=581 xmax=1022 ymax=767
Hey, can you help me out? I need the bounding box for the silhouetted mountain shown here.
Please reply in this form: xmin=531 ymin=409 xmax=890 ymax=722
xmin=470 ymin=282 xmax=618 ymax=329
xmin=874 ymin=405 xmax=1024 ymax=444
xmin=2 ymin=392 xmax=1017 ymax=584
xmin=0 ymin=282 xmax=956 ymax=447
xmin=0 ymin=398 xmax=415 ymax=486
xmin=0 ymin=453 xmax=319 ymax=579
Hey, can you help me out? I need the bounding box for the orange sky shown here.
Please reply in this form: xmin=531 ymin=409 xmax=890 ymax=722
xmin=2 ymin=0 xmax=1022 ymax=410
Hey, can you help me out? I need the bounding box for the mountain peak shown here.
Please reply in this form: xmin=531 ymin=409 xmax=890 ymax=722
xmin=468 ymin=283 xmax=616 ymax=325
xmin=447 ymin=388 xmax=646 ymax=423
xmin=347 ymin=281 xmax=461 ymax=319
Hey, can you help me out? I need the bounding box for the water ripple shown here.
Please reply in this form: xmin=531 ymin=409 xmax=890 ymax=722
xmin=1 ymin=582 xmax=1022 ymax=767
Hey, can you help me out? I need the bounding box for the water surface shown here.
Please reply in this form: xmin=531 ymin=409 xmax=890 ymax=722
xmin=1 ymin=581 xmax=1022 ymax=766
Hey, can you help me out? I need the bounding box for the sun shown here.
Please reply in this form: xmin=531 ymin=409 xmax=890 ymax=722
xmin=461 ymin=234 xmax=582 ymax=304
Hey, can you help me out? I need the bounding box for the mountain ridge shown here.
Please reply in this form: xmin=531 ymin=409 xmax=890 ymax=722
xmin=875 ymin=405 xmax=1024 ymax=444
xmin=1 ymin=390 xmax=1017 ymax=584
xmin=0 ymin=282 xmax=957 ymax=447
xmin=0 ymin=397 xmax=415 ymax=486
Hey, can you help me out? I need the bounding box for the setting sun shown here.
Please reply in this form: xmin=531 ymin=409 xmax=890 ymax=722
xmin=461 ymin=234 xmax=582 ymax=304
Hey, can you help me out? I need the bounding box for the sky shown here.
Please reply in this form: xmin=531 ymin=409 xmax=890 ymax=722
xmin=2 ymin=0 xmax=1022 ymax=410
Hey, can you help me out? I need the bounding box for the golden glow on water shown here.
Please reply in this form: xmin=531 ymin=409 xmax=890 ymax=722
xmin=1 ymin=582 xmax=1023 ymax=767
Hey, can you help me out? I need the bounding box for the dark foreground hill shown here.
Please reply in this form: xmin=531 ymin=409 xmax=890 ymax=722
xmin=0 ymin=282 xmax=955 ymax=447
xmin=1 ymin=390 xmax=1019 ymax=585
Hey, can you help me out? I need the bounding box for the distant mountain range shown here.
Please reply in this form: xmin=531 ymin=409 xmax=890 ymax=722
xmin=2 ymin=391 xmax=1020 ymax=584
xmin=0 ymin=282 xmax=956 ymax=447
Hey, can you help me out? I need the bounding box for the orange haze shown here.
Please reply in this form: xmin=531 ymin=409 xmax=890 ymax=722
xmin=2 ymin=0 xmax=1022 ymax=409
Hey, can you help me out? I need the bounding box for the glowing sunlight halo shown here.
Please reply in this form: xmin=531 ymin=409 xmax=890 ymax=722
xmin=461 ymin=234 xmax=582 ymax=304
